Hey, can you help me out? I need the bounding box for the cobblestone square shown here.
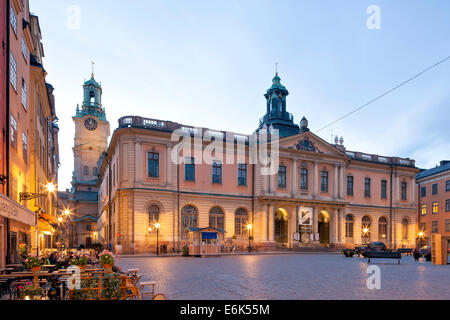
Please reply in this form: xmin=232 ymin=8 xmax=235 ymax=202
xmin=118 ymin=253 xmax=450 ymax=300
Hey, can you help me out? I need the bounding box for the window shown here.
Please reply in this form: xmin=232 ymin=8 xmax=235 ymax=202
xmin=362 ymin=216 xmax=371 ymax=241
xmin=10 ymin=115 xmax=17 ymax=149
xmin=345 ymin=214 xmax=354 ymax=238
xmin=21 ymin=37 xmax=27 ymax=61
xmin=235 ymin=208 xmax=248 ymax=236
xmin=209 ymin=207 xmax=224 ymax=230
xmin=21 ymin=78 xmax=27 ymax=109
xmin=432 ymin=183 xmax=438 ymax=195
xmin=278 ymin=165 xmax=286 ymax=188
xmin=378 ymin=217 xmax=388 ymax=241
xmin=10 ymin=6 xmax=17 ymax=35
xmin=421 ymin=204 xmax=427 ymax=216
xmin=347 ymin=176 xmax=353 ymax=196
xmin=364 ymin=178 xmax=371 ymax=197
xmin=147 ymin=152 xmax=159 ymax=178
xmin=85 ymin=224 xmax=91 ymax=231
xmin=381 ymin=180 xmax=387 ymax=199
xmin=181 ymin=205 xmax=198 ymax=230
xmin=212 ymin=161 xmax=222 ymax=184
xmin=300 ymin=168 xmax=308 ymax=191
xmin=22 ymin=133 xmax=27 ymax=163
xmin=10 ymin=52 xmax=17 ymax=90
xmin=421 ymin=186 xmax=426 ymax=197
xmin=432 ymin=201 xmax=438 ymax=214
xmin=184 ymin=157 xmax=195 ymax=181
xmin=237 ymin=163 xmax=247 ymax=186
xmin=401 ymin=182 xmax=407 ymax=201
xmin=148 ymin=205 xmax=160 ymax=225
xmin=320 ymin=171 xmax=328 ymax=193
xmin=401 ymin=218 xmax=409 ymax=240
xmin=446 ymin=180 xmax=450 ymax=192
xmin=431 ymin=221 xmax=438 ymax=233
xmin=83 ymin=166 xmax=89 ymax=176
xmin=445 ymin=220 xmax=450 ymax=233
xmin=446 ymin=199 xmax=450 ymax=212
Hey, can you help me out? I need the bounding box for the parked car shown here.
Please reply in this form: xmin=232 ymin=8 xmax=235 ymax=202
xmin=419 ymin=245 xmax=432 ymax=261
xmin=360 ymin=242 xmax=387 ymax=257
xmin=354 ymin=243 xmax=370 ymax=256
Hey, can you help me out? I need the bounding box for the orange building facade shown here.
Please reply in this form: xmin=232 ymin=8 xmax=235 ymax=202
xmin=97 ymin=74 xmax=419 ymax=254
xmin=417 ymin=161 xmax=450 ymax=250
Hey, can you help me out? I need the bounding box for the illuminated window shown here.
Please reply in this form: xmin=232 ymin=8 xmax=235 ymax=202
xmin=378 ymin=217 xmax=388 ymax=241
xmin=345 ymin=214 xmax=354 ymax=238
xmin=209 ymin=207 xmax=224 ymax=230
xmin=234 ymin=208 xmax=248 ymax=236
xmin=421 ymin=204 xmax=427 ymax=215
xmin=432 ymin=201 xmax=438 ymax=214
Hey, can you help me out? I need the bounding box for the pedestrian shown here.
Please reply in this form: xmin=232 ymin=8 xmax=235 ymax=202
xmin=412 ymin=248 xmax=421 ymax=261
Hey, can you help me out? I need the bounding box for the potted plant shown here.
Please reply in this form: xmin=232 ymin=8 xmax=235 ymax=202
xmin=25 ymin=256 xmax=43 ymax=272
xmin=78 ymin=256 xmax=89 ymax=271
xmin=99 ymin=250 xmax=114 ymax=271
xmin=18 ymin=282 xmax=43 ymax=300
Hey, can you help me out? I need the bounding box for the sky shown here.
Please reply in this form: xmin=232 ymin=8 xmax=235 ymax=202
xmin=29 ymin=0 xmax=450 ymax=191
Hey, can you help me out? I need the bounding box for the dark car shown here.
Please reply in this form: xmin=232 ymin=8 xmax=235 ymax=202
xmin=360 ymin=242 xmax=387 ymax=257
xmin=353 ymin=243 xmax=370 ymax=256
xmin=419 ymin=245 xmax=432 ymax=261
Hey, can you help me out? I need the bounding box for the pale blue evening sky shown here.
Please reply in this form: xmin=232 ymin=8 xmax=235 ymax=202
xmin=30 ymin=0 xmax=450 ymax=191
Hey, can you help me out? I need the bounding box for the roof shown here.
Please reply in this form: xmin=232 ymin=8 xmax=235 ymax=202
xmin=416 ymin=160 xmax=450 ymax=180
xmin=73 ymin=215 xmax=98 ymax=222
xmin=84 ymin=75 xmax=101 ymax=87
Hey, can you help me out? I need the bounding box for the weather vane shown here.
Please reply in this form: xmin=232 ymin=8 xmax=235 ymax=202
xmin=275 ymin=62 xmax=278 ymax=75
xmin=91 ymin=61 xmax=95 ymax=77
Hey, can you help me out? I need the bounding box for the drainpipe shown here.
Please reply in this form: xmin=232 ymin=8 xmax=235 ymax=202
xmin=389 ymin=164 xmax=394 ymax=250
xmin=416 ymin=180 xmax=421 ymax=248
xmin=251 ymin=163 xmax=255 ymax=249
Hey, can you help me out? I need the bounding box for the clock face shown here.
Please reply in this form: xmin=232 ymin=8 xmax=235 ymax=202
xmin=84 ymin=118 xmax=97 ymax=131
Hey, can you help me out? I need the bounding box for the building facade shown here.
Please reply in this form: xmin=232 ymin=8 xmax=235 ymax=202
xmin=417 ymin=160 xmax=450 ymax=251
xmin=97 ymin=74 xmax=419 ymax=255
xmin=68 ymin=74 xmax=109 ymax=248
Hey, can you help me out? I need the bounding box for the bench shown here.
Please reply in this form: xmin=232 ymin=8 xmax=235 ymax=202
xmin=397 ymin=248 xmax=413 ymax=255
xmin=366 ymin=251 xmax=401 ymax=264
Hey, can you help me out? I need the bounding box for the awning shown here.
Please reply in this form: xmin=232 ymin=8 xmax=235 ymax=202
xmin=0 ymin=193 xmax=35 ymax=226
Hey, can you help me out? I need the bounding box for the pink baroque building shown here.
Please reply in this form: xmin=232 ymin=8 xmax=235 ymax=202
xmin=97 ymin=73 xmax=419 ymax=254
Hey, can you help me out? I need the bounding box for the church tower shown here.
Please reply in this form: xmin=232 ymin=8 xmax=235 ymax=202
xmin=256 ymin=72 xmax=300 ymax=137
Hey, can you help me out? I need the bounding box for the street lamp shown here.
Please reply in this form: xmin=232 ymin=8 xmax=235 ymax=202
xmin=154 ymin=223 xmax=160 ymax=255
xmin=247 ymin=223 xmax=253 ymax=253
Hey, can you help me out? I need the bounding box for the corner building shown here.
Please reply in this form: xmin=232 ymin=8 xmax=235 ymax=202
xmin=98 ymin=74 xmax=419 ymax=254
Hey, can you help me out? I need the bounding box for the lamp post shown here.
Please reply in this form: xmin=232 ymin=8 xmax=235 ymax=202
xmin=418 ymin=231 xmax=425 ymax=248
xmin=247 ymin=224 xmax=252 ymax=253
xmin=154 ymin=223 xmax=160 ymax=255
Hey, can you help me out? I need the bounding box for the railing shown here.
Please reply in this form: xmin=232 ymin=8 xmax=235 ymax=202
xmin=346 ymin=151 xmax=415 ymax=167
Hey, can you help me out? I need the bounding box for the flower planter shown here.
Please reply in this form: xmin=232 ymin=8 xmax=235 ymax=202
xmin=31 ymin=266 xmax=41 ymax=272
xmin=102 ymin=264 xmax=113 ymax=273
xmin=79 ymin=265 xmax=86 ymax=271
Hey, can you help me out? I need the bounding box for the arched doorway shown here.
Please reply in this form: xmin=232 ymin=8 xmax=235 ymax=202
xmin=318 ymin=211 xmax=330 ymax=244
xmin=274 ymin=208 xmax=288 ymax=244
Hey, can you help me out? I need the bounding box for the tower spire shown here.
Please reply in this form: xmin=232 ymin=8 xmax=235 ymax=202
xmin=91 ymin=61 xmax=95 ymax=78
xmin=275 ymin=62 xmax=278 ymax=76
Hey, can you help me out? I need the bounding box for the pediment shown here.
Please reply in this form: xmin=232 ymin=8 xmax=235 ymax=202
xmin=280 ymin=131 xmax=347 ymax=158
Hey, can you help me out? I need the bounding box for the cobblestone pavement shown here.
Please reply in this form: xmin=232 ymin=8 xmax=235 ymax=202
xmin=117 ymin=254 xmax=450 ymax=300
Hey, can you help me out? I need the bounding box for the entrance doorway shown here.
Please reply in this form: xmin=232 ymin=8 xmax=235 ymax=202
xmin=86 ymin=237 xmax=92 ymax=248
xmin=9 ymin=232 xmax=18 ymax=263
xmin=274 ymin=208 xmax=288 ymax=245
xmin=318 ymin=211 xmax=330 ymax=244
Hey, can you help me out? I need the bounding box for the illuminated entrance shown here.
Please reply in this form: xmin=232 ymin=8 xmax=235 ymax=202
xmin=274 ymin=208 xmax=289 ymax=244
xmin=318 ymin=211 xmax=330 ymax=244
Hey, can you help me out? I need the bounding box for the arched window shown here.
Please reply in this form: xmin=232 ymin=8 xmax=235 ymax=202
xmin=234 ymin=208 xmax=248 ymax=236
xmin=148 ymin=205 xmax=159 ymax=223
xmin=361 ymin=216 xmax=371 ymax=242
xmin=181 ymin=205 xmax=198 ymax=229
xmin=209 ymin=207 xmax=224 ymax=230
xmin=378 ymin=217 xmax=388 ymax=241
xmin=402 ymin=218 xmax=409 ymax=240
xmin=345 ymin=214 xmax=354 ymax=238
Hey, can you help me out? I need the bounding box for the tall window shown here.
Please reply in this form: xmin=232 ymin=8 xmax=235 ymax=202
xmin=421 ymin=204 xmax=427 ymax=215
xmin=235 ymin=208 xmax=248 ymax=236
xmin=212 ymin=161 xmax=222 ymax=184
xmin=364 ymin=178 xmax=371 ymax=197
xmin=432 ymin=221 xmax=438 ymax=233
xmin=401 ymin=218 xmax=409 ymax=240
xmin=421 ymin=186 xmax=426 ymax=197
xmin=278 ymin=165 xmax=286 ymax=188
xmin=148 ymin=205 xmax=160 ymax=224
xmin=445 ymin=219 xmax=450 ymax=233
xmin=378 ymin=217 xmax=387 ymax=241
xmin=300 ymin=168 xmax=308 ymax=191
xmin=83 ymin=166 xmax=89 ymax=175
xmin=446 ymin=180 xmax=450 ymax=192
xmin=237 ymin=163 xmax=247 ymax=186
xmin=21 ymin=78 xmax=27 ymax=109
xmin=432 ymin=183 xmax=438 ymax=195
xmin=345 ymin=214 xmax=354 ymax=238
xmin=347 ymin=176 xmax=354 ymax=196
xmin=361 ymin=216 xmax=371 ymax=242
xmin=401 ymin=182 xmax=407 ymax=200
xmin=181 ymin=205 xmax=198 ymax=229
xmin=209 ymin=207 xmax=224 ymax=230
xmin=381 ymin=180 xmax=387 ymax=199
xmin=147 ymin=152 xmax=159 ymax=178
xmin=21 ymin=37 xmax=27 ymax=61
xmin=446 ymin=199 xmax=450 ymax=212
xmin=432 ymin=201 xmax=438 ymax=214
xmin=320 ymin=171 xmax=328 ymax=193
xmin=10 ymin=115 xmax=17 ymax=149
xmin=184 ymin=157 xmax=195 ymax=181
xmin=10 ymin=6 xmax=17 ymax=35
xmin=10 ymin=52 xmax=17 ymax=90
xmin=22 ymin=133 xmax=27 ymax=163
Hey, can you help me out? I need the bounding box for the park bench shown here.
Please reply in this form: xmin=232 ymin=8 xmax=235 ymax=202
xmin=366 ymin=251 xmax=401 ymax=264
xmin=397 ymin=248 xmax=413 ymax=255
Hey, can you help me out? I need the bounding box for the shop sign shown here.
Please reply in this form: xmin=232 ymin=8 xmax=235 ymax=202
xmin=0 ymin=194 xmax=35 ymax=226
